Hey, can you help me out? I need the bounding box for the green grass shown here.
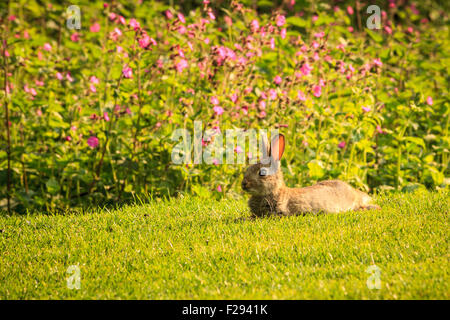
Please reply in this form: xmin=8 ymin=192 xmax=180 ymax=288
xmin=0 ymin=190 xmax=448 ymax=299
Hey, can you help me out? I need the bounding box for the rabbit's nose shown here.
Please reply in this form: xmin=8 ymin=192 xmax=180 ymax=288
xmin=242 ymin=181 xmax=250 ymax=190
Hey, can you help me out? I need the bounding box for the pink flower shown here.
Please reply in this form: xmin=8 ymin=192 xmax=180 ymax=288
xmin=250 ymin=19 xmax=259 ymax=33
xmin=348 ymin=26 xmax=354 ymax=33
xmin=373 ymin=58 xmax=383 ymax=67
xmin=177 ymin=25 xmax=187 ymax=34
xmin=122 ymin=67 xmax=133 ymax=79
xmin=347 ymin=6 xmax=354 ymax=15
xmin=406 ymin=27 xmax=413 ymax=34
xmin=276 ymin=15 xmax=286 ymax=27
xmin=426 ymin=96 xmax=433 ymax=106
xmin=338 ymin=141 xmax=346 ymax=149
xmin=208 ymin=11 xmax=216 ymax=20
xmin=384 ymin=26 xmax=392 ymax=35
xmin=43 ymin=43 xmax=52 ymax=51
xmin=314 ymin=31 xmax=325 ymax=38
xmin=217 ymin=185 xmax=222 ymax=192
xmin=235 ymin=146 xmax=243 ymax=154
xmin=90 ymin=22 xmax=100 ymax=32
xmin=224 ymin=16 xmax=232 ymax=26
xmin=165 ymin=10 xmax=173 ymax=20
xmin=376 ymin=125 xmax=384 ymax=134
xmin=213 ymin=106 xmax=224 ymax=115
xmin=129 ymin=18 xmax=140 ymax=30
xmin=231 ymin=93 xmax=238 ymax=103
xmin=410 ymin=5 xmax=420 ymax=15
xmin=312 ymin=15 xmax=318 ymax=23
xmin=260 ymin=92 xmax=267 ymax=100
xmin=270 ymin=38 xmax=275 ymax=50
xmin=362 ymin=106 xmax=371 ymax=112
xmin=114 ymin=27 xmax=122 ymax=37
xmin=274 ymin=75 xmax=282 ymax=85
xmin=56 ymin=72 xmax=64 ymax=80
xmin=177 ymin=13 xmax=186 ymax=23
xmin=300 ymin=63 xmax=312 ymax=76
xmin=139 ymin=33 xmax=151 ymax=48
xmin=269 ymin=89 xmax=277 ymax=100
xmin=89 ymin=84 xmax=96 ymax=93
xmin=280 ymin=28 xmax=287 ymax=39
xmin=87 ymin=136 xmax=99 ymax=148
xmin=66 ymin=73 xmax=74 ymax=82
xmin=90 ymin=76 xmax=99 ymax=84
xmin=211 ymin=96 xmax=219 ymax=105
xmin=175 ymin=59 xmax=188 ymax=73
xmin=297 ymin=90 xmax=306 ymax=101
xmin=65 ymin=136 xmax=72 ymax=142
xmin=115 ymin=16 xmax=125 ymax=25
xmin=259 ymin=100 xmax=266 ymax=109
xmin=212 ymin=158 xmax=219 ymax=166
xmin=313 ymin=52 xmax=319 ymax=61
xmin=312 ymin=85 xmax=322 ymax=97
xmin=177 ymin=48 xmax=186 ymax=58
xmin=110 ymin=28 xmax=122 ymax=41
xmin=70 ymin=33 xmax=80 ymax=42
xmin=103 ymin=112 xmax=110 ymax=122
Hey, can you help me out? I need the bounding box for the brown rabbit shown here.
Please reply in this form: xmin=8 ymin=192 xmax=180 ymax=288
xmin=242 ymin=134 xmax=381 ymax=217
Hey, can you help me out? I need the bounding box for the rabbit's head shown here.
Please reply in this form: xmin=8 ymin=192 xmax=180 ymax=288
xmin=242 ymin=134 xmax=285 ymax=196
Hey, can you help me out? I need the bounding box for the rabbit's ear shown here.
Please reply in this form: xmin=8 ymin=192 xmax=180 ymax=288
xmin=260 ymin=132 xmax=270 ymax=161
xmin=270 ymin=134 xmax=285 ymax=161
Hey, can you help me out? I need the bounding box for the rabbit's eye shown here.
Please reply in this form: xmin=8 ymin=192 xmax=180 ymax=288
xmin=259 ymin=168 xmax=268 ymax=176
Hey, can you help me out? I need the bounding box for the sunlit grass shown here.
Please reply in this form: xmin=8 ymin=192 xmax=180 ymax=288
xmin=0 ymin=190 xmax=448 ymax=299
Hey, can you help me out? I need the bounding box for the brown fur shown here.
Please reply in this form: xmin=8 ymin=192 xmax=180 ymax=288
xmin=242 ymin=138 xmax=381 ymax=217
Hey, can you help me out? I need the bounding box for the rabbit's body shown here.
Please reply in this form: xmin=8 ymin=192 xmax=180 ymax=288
xmin=242 ymin=134 xmax=380 ymax=217
xmin=248 ymin=179 xmax=377 ymax=217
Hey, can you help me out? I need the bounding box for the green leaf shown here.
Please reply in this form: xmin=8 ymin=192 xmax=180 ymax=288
xmin=46 ymin=178 xmax=60 ymax=195
xmin=365 ymin=29 xmax=383 ymax=43
xmin=307 ymin=160 xmax=325 ymax=179
xmin=286 ymin=16 xmax=307 ymax=28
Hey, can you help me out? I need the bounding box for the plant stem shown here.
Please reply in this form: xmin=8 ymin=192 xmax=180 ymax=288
xmin=88 ymin=73 xmax=123 ymax=193
xmin=132 ymin=51 xmax=143 ymax=154
xmin=2 ymin=26 xmax=11 ymax=214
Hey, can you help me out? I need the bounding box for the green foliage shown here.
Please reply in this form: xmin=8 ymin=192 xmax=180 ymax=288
xmin=0 ymin=0 xmax=449 ymax=213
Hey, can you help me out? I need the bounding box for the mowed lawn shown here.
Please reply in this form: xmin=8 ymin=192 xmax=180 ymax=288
xmin=0 ymin=190 xmax=448 ymax=299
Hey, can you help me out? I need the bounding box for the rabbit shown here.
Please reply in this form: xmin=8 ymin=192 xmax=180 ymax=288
xmin=241 ymin=133 xmax=381 ymax=217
